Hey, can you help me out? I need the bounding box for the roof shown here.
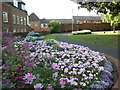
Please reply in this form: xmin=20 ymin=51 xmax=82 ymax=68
xmin=29 ymin=13 xmax=40 ymax=21
xmin=48 ymin=19 xmax=72 ymax=24
xmin=40 ymin=18 xmax=49 ymax=23
xmin=73 ymin=16 xmax=102 ymax=21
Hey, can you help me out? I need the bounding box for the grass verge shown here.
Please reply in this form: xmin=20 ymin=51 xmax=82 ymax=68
xmin=67 ymin=31 xmax=120 ymax=49
xmin=44 ymin=33 xmax=60 ymax=41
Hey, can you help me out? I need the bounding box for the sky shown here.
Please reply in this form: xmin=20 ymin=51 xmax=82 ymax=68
xmin=23 ymin=0 xmax=99 ymax=19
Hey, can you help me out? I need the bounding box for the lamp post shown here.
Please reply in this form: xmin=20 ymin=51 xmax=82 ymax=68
xmin=72 ymin=9 xmax=74 ymax=32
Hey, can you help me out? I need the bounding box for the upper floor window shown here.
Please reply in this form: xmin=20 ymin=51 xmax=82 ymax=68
xmin=13 ymin=15 xmax=16 ymax=24
xmin=21 ymin=4 xmax=25 ymax=10
xmin=93 ymin=21 xmax=96 ymax=23
xmin=34 ymin=24 xmax=38 ymax=27
xmin=20 ymin=17 xmax=23 ymax=25
xmin=41 ymin=24 xmax=48 ymax=28
xmin=17 ymin=16 xmax=19 ymax=24
xmin=13 ymin=0 xmax=18 ymax=7
xmin=24 ymin=18 xmax=26 ymax=25
xmin=83 ymin=21 xmax=86 ymax=23
xmin=3 ymin=28 xmax=8 ymax=33
xmin=3 ymin=12 xmax=8 ymax=22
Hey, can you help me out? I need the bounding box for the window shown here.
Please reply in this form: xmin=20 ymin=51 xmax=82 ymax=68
xmin=34 ymin=24 xmax=38 ymax=27
xmin=21 ymin=29 xmax=23 ymax=32
xmin=93 ymin=21 xmax=96 ymax=23
xmin=24 ymin=29 xmax=27 ymax=32
xmin=21 ymin=4 xmax=25 ymax=10
xmin=13 ymin=29 xmax=16 ymax=32
xmin=24 ymin=18 xmax=26 ymax=25
xmin=41 ymin=24 xmax=48 ymax=27
xmin=13 ymin=15 xmax=16 ymax=24
xmin=3 ymin=12 xmax=8 ymax=22
xmin=77 ymin=21 xmax=80 ymax=24
xmin=20 ymin=17 xmax=23 ymax=25
xmin=41 ymin=24 xmax=44 ymax=27
xmin=45 ymin=24 xmax=48 ymax=27
xmin=83 ymin=21 xmax=86 ymax=23
xmin=13 ymin=0 xmax=18 ymax=7
xmin=3 ymin=28 xmax=8 ymax=33
xmin=17 ymin=29 xmax=20 ymax=32
xmin=17 ymin=16 xmax=19 ymax=24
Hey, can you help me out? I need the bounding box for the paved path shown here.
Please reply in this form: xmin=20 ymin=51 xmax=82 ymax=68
xmin=56 ymin=33 xmax=119 ymax=60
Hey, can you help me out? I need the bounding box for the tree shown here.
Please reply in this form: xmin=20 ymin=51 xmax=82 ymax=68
xmin=48 ymin=20 xmax=61 ymax=33
xmin=71 ymin=0 xmax=120 ymax=32
xmin=100 ymin=13 xmax=120 ymax=33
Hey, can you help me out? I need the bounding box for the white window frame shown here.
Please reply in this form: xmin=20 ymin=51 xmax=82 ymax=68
xmin=17 ymin=16 xmax=19 ymax=24
xmin=13 ymin=15 xmax=16 ymax=24
xmin=13 ymin=0 xmax=18 ymax=7
xmin=45 ymin=24 xmax=48 ymax=27
xmin=3 ymin=12 xmax=8 ymax=22
xmin=20 ymin=17 xmax=23 ymax=25
xmin=24 ymin=18 xmax=26 ymax=25
xmin=21 ymin=4 xmax=25 ymax=10
xmin=41 ymin=24 xmax=44 ymax=27
xmin=24 ymin=29 xmax=27 ymax=32
xmin=13 ymin=28 xmax=16 ymax=32
xmin=83 ymin=21 xmax=86 ymax=23
xmin=3 ymin=28 xmax=8 ymax=33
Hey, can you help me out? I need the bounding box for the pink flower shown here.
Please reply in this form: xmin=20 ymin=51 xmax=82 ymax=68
xmin=34 ymin=83 xmax=43 ymax=89
xmin=47 ymin=56 xmax=52 ymax=59
xmin=27 ymin=70 xmax=32 ymax=73
xmin=59 ymin=78 xmax=68 ymax=86
xmin=19 ymin=72 xmax=23 ymax=75
xmin=15 ymin=69 xmax=20 ymax=72
xmin=18 ymin=65 xmax=22 ymax=68
xmin=23 ymin=73 xmax=36 ymax=84
xmin=52 ymin=63 xmax=59 ymax=70
xmin=21 ymin=85 xmax=25 ymax=88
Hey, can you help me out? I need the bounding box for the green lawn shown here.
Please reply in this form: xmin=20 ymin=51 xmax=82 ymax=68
xmin=67 ymin=31 xmax=120 ymax=49
xmin=44 ymin=33 xmax=60 ymax=41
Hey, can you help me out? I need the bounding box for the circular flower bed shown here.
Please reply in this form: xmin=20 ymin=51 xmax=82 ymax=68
xmin=2 ymin=37 xmax=114 ymax=89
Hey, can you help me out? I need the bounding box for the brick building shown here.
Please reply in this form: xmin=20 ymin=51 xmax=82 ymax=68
xmin=29 ymin=13 xmax=50 ymax=32
xmin=1 ymin=0 xmax=33 ymax=33
xmin=29 ymin=13 xmax=119 ymax=33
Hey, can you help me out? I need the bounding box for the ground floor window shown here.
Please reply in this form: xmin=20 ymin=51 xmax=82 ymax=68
xmin=3 ymin=28 xmax=8 ymax=33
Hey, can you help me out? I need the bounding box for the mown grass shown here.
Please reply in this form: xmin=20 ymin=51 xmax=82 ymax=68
xmin=67 ymin=31 xmax=120 ymax=49
xmin=44 ymin=33 xmax=60 ymax=41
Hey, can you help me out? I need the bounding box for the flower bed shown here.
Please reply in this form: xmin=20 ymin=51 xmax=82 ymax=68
xmin=1 ymin=35 xmax=115 ymax=89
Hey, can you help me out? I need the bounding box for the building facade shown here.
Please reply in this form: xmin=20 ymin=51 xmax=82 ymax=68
xmin=29 ymin=13 xmax=50 ymax=32
xmin=2 ymin=0 xmax=33 ymax=33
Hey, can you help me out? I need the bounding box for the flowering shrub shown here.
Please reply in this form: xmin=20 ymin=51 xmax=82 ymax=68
xmin=24 ymin=32 xmax=45 ymax=42
xmin=1 ymin=37 xmax=114 ymax=89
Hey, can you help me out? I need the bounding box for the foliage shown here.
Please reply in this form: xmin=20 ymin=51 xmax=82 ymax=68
xmin=1 ymin=34 xmax=114 ymax=89
xmin=71 ymin=0 xmax=120 ymax=31
xmin=48 ymin=20 xmax=61 ymax=33
xmin=24 ymin=31 xmax=45 ymax=42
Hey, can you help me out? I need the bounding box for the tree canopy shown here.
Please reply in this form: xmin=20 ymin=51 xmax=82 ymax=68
xmin=71 ymin=0 xmax=120 ymax=16
xmin=71 ymin=0 xmax=120 ymax=32
xmin=48 ymin=20 xmax=61 ymax=33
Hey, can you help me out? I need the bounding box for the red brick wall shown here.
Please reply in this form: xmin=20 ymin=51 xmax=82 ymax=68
xmin=61 ymin=23 xmax=115 ymax=32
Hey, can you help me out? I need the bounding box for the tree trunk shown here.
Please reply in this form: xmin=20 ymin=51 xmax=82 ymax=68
xmin=113 ymin=24 xmax=116 ymax=33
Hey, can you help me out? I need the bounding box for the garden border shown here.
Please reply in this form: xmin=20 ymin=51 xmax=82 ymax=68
xmin=104 ymin=54 xmax=120 ymax=90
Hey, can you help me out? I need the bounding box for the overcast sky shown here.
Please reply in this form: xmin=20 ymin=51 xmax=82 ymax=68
xmin=23 ymin=0 xmax=99 ymax=19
